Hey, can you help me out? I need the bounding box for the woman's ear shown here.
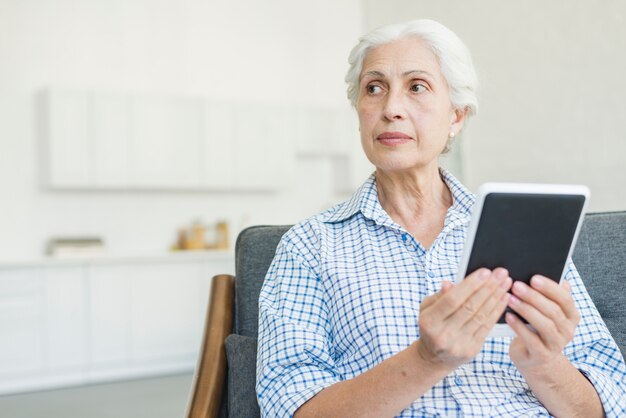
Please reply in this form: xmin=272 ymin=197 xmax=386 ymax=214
xmin=450 ymin=106 xmax=469 ymax=134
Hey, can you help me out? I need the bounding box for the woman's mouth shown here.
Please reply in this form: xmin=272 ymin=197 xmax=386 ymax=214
xmin=376 ymin=132 xmax=413 ymax=146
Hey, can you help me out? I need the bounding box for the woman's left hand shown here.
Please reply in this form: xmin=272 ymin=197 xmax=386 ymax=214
xmin=506 ymin=275 xmax=581 ymax=372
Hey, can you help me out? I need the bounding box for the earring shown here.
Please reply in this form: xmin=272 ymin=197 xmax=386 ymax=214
xmin=449 ymin=131 xmax=455 ymax=138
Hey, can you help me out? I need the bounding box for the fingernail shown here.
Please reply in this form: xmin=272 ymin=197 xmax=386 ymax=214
xmin=506 ymin=312 xmax=517 ymax=322
xmin=509 ymin=295 xmax=520 ymax=306
xmin=513 ymin=281 xmax=526 ymax=295
xmin=531 ymin=275 xmax=544 ymax=288
xmin=493 ymin=272 xmax=505 ymax=282
xmin=479 ymin=269 xmax=490 ymax=281
xmin=500 ymin=276 xmax=512 ymax=289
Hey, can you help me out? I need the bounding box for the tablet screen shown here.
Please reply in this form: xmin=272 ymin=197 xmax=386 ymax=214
xmin=465 ymin=192 xmax=586 ymax=323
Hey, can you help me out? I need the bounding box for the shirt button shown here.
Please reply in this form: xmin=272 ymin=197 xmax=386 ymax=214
xmin=428 ymin=271 xmax=435 ymax=278
xmin=454 ymin=376 xmax=463 ymax=386
xmin=401 ymin=234 xmax=408 ymax=241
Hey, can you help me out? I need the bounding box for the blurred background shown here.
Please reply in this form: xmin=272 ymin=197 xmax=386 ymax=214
xmin=0 ymin=0 xmax=624 ymax=417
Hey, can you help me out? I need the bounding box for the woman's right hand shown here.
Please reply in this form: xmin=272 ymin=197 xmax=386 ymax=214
xmin=416 ymin=268 xmax=512 ymax=371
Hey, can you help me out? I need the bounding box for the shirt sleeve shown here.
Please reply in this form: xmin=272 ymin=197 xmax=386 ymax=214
xmin=256 ymin=226 xmax=341 ymax=417
xmin=563 ymin=260 xmax=626 ymax=416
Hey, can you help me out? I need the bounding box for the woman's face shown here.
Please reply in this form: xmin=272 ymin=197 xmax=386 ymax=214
xmin=357 ymin=37 xmax=465 ymax=174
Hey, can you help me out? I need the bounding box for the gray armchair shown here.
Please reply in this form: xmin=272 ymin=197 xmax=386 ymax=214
xmin=186 ymin=211 xmax=626 ymax=418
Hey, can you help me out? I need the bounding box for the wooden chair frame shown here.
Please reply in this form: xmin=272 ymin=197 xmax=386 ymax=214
xmin=186 ymin=274 xmax=235 ymax=418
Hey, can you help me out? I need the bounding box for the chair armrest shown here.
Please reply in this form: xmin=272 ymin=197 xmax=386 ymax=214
xmin=186 ymin=274 xmax=235 ymax=418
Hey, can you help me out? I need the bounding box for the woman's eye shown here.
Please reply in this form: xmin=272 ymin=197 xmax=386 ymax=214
xmin=366 ymin=84 xmax=382 ymax=94
xmin=410 ymin=83 xmax=426 ymax=93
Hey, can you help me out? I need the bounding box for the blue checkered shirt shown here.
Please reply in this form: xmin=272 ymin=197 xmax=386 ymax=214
xmin=256 ymin=169 xmax=626 ymax=417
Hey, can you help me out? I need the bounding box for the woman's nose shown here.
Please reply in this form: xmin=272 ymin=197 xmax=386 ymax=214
xmin=382 ymin=89 xmax=407 ymax=121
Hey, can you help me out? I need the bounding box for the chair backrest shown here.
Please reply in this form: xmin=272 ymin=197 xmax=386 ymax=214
xmin=224 ymin=213 xmax=626 ymax=418
xmin=572 ymin=211 xmax=626 ymax=358
xmin=234 ymin=225 xmax=292 ymax=337
xmin=234 ymin=212 xmax=626 ymax=355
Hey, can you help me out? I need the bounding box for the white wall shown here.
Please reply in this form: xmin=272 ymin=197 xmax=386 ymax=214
xmin=0 ymin=0 xmax=365 ymax=260
xmin=3 ymin=1 xmax=625 ymax=261
xmin=364 ymin=0 xmax=626 ymax=211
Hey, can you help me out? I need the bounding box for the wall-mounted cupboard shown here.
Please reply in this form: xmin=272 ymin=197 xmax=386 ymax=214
xmin=39 ymin=89 xmax=368 ymax=192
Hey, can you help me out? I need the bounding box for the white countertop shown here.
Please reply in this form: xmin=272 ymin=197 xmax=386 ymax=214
xmin=0 ymin=249 xmax=235 ymax=269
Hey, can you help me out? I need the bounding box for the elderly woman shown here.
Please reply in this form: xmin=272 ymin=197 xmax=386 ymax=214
xmin=256 ymin=19 xmax=626 ymax=417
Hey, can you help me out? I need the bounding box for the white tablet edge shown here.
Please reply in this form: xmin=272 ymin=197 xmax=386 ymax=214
xmin=454 ymin=182 xmax=590 ymax=338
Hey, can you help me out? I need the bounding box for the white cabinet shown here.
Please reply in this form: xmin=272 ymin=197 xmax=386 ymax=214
xmin=40 ymin=89 xmax=303 ymax=192
xmin=88 ymin=262 xmax=207 ymax=368
xmin=43 ymin=266 xmax=88 ymax=370
xmin=202 ymin=102 xmax=296 ymax=190
xmin=43 ymin=90 xmax=92 ymax=188
xmin=130 ymin=96 xmax=203 ymax=188
xmin=0 ymin=269 xmax=44 ymax=378
xmin=42 ymin=90 xmax=206 ymax=191
xmin=295 ymin=107 xmax=356 ymax=157
xmin=128 ymin=262 xmax=202 ymax=360
xmin=89 ymin=265 xmax=130 ymax=366
xmin=41 ymin=88 xmax=374 ymax=192
xmin=202 ymin=102 xmax=237 ymax=189
xmin=293 ymin=106 xmax=375 ymax=193
xmin=92 ymin=92 xmax=131 ymax=188
xmin=0 ymin=252 xmax=234 ymax=395
xmin=232 ymin=104 xmax=294 ymax=190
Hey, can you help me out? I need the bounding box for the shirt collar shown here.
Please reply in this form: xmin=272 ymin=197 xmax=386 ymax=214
xmin=321 ymin=173 xmax=376 ymax=223
xmin=322 ymin=168 xmax=475 ymax=224
xmin=440 ymin=168 xmax=475 ymax=215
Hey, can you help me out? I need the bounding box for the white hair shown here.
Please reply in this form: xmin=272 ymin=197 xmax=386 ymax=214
xmin=345 ymin=19 xmax=478 ymax=117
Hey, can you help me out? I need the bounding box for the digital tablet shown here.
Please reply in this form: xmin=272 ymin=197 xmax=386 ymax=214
xmin=455 ymin=183 xmax=589 ymax=338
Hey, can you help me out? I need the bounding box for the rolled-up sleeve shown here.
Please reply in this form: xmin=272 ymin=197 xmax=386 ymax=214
xmin=256 ymin=228 xmax=340 ymax=417
xmin=564 ymin=261 xmax=626 ymax=416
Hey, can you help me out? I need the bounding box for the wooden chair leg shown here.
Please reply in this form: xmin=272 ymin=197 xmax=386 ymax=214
xmin=186 ymin=274 xmax=235 ymax=418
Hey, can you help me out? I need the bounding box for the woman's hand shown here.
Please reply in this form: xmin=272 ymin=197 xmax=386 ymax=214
xmin=416 ymin=268 xmax=512 ymax=370
xmin=506 ymin=276 xmax=581 ymax=372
